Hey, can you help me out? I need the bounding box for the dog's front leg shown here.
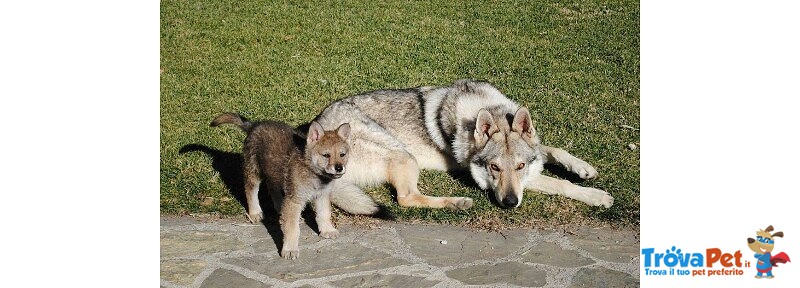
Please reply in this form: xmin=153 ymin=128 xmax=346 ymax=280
xmin=526 ymin=175 xmax=613 ymax=208
xmin=279 ymin=196 xmax=303 ymax=260
xmin=313 ymin=192 xmax=339 ymax=239
xmin=540 ymin=145 xmax=598 ymax=179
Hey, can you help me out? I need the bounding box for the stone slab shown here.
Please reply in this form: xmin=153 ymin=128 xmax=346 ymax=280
xmin=330 ymin=274 xmax=439 ymax=288
xmin=395 ymin=224 xmax=527 ymax=267
xmin=200 ymin=269 xmax=270 ymax=288
xmin=570 ymin=267 xmax=639 ymax=288
xmin=521 ymin=241 xmax=595 ymax=267
xmin=446 ymin=262 xmax=546 ymax=287
xmin=160 ymin=259 xmax=207 ymax=286
xmin=223 ymin=243 xmax=408 ymax=281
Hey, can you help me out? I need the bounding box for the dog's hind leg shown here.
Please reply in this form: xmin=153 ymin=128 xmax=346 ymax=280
xmin=540 ymin=145 xmax=598 ymax=179
xmin=387 ymin=150 xmax=473 ymax=210
xmin=335 ymin=118 xmax=473 ymax=210
xmin=243 ymin=155 xmax=264 ymax=223
xmin=526 ymin=175 xmax=613 ymax=208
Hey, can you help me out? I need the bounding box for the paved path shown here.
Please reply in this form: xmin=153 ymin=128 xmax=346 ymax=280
xmin=161 ymin=216 xmax=639 ymax=287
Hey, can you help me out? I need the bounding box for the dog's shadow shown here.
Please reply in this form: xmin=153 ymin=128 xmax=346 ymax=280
xmin=178 ymin=144 xmax=319 ymax=252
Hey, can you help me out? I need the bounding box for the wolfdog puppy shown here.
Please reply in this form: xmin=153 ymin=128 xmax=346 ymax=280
xmin=211 ymin=113 xmax=350 ymax=259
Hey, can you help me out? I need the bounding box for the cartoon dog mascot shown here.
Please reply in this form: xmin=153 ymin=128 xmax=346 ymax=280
xmin=747 ymin=225 xmax=791 ymax=279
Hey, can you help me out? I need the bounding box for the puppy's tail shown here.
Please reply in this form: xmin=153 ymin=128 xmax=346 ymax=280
xmin=210 ymin=112 xmax=253 ymax=132
xmin=330 ymin=182 xmax=394 ymax=220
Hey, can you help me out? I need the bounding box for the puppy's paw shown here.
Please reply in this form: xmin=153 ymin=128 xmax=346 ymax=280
xmin=280 ymin=247 xmax=299 ymax=260
xmin=568 ymin=160 xmax=598 ymax=179
xmin=247 ymin=211 xmax=264 ymax=224
xmin=446 ymin=197 xmax=474 ymax=210
xmin=319 ymin=229 xmax=339 ymax=239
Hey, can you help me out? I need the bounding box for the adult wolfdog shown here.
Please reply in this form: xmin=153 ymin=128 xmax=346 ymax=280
xmin=314 ymin=79 xmax=613 ymax=212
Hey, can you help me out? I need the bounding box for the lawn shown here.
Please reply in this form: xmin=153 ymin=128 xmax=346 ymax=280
xmin=161 ymin=0 xmax=640 ymax=228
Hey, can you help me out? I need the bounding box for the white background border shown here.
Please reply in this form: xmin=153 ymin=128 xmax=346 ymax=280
xmin=1 ymin=0 xmax=798 ymax=287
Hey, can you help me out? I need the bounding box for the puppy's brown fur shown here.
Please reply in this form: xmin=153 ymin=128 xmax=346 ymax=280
xmin=212 ymin=113 xmax=350 ymax=259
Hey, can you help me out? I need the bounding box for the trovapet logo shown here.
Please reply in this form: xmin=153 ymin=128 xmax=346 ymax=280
xmin=641 ymin=224 xmax=792 ymax=279
xmin=641 ymin=246 xmax=745 ymax=277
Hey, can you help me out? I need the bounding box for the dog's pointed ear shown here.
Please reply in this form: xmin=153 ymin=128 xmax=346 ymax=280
xmin=765 ymin=225 xmax=775 ymax=232
xmin=474 ymin=109 xmax=497 ymax=149
xmin=511 ymin=107 xmax=536 ymax=140
xmin=336 ymin=123 xmax=351 ymax=140
xmin=308 ymin=121 xmax=324 ymax=144
xmin=772 ymin=231 xmax=784 ymax=238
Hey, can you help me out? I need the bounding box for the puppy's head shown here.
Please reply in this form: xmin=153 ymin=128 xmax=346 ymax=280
xmin=306 ymin=122 xmax=351 ymax=179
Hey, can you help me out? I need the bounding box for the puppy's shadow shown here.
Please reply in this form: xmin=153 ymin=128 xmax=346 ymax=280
xmin=178 ymin=144 xmax=319 ymax=251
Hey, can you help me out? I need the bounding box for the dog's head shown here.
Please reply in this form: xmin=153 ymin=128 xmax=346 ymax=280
xmin=747 ymin=225 xmax=783 ymax=254
xmin=469 ymin=107 xmax=544 ymax=208
xmin=306 ymin=121 xmax=351 ymax=179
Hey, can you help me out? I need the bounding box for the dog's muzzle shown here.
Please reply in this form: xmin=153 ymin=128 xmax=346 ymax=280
xmin=500 ymin=195 xmax=518 ymax=209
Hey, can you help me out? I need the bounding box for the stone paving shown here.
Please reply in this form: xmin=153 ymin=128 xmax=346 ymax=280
xmin=161 ymin=216 xmax=639 ymax=287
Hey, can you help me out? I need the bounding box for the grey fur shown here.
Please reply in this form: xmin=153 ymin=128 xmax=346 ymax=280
xmin=315 ymin=79 xmax=613 ymax=210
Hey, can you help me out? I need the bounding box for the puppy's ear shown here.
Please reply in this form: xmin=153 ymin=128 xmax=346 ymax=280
xmin=474 ymin=109 xmax=497 ymax=149
xmin=308 ymin=121 xmax=324 ymax=144
xmin=511 ymin=107 xmax=536 ymax=141
xmin=772 ymin=231 xmax=784 ymax=238
xmin=336 ymin=123 xmax=351 ymax=140
xmin=765 ymin=225 xmax=775 ymax=232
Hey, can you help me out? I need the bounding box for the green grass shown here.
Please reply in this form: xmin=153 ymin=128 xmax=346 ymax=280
xmin=161 ymin=0 xmax=640 ymax=228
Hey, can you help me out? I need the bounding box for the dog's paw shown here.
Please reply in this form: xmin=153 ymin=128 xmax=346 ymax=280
xmin=247 ymin=211 xmax=264 ymax=224
xmin=319 ymin=229 xmax=339 ymax=239
xmin=446 ymin=197 xmax=474 ymax=210
xmin=281 ymin=247 xmax=299 ymax=260
xmin=589 ymin=189 xmax=613 ymax=208
xmin=568 ymin=160 xmax=598 ymax=180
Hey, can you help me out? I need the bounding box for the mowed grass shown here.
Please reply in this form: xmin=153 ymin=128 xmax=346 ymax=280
xmin=161 ymin=0 xmax=640 ymax=228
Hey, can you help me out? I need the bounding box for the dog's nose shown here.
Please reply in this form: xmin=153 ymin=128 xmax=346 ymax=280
xmin=747 ymin=238 xmax=755 ymax=244
xmin=501 ymin=196 xmax=518 ymax=208
xmin=334 ymin=164 xmax=343 ymax=173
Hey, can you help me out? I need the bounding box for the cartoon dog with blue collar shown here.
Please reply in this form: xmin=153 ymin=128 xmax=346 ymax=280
xmin=747 ymin=225 xmax=790 ymax=279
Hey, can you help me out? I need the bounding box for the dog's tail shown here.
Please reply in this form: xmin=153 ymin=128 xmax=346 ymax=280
xmin=330 ymin=182 xmax=394 ymax=220
xmin=210 ymin=112 xmax=253 ymax=132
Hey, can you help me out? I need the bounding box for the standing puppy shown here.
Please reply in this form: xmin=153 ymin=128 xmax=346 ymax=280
xmin=211 ymin=113 xmax=351 ymax=259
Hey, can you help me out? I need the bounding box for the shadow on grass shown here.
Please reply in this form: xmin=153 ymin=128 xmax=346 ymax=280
xmin=178 ymin=143 xmax=320 ymax=252
xmin=543 ymin=163 xmax=589 ymax=183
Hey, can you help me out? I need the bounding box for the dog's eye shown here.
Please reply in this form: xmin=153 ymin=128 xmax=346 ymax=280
xmin=490 ymin=164 xmax=501 ymax=172
xmin=517 ymin=163 xmax=525 ymax=170
xmin=322 ymin=153 xmax=330 ymax=158
xmin=339 ymin=153 xmax=346 ymax=157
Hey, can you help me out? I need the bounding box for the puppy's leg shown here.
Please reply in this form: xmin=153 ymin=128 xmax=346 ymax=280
xmin=540 ymin=145 xmax=598 ymax=179
xmin=269 ymin=187 xmax=283 ymax=213
xmin=279 ymin=195 xmax=303 ymax=260
xmin=526 ymin=175 xmax=613 ymax=208
xmin=313 ymin=192 xmax=338 ymax=239
xmin=243 ymin=155 xmax=263 ymax=223
xmin=388 ymin=151 xmax=473 ymax=210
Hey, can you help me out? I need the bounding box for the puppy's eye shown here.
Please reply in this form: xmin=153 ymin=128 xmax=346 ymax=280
xmin=517 ymin=163 xmax=525 ymax=170
xmin=339 ymin=153 xmax=346 ymax=157
xmin=490 ymin=164 xmax=501 ymax=172
xmin=322 ymin=153 xmax=330 ymax=158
